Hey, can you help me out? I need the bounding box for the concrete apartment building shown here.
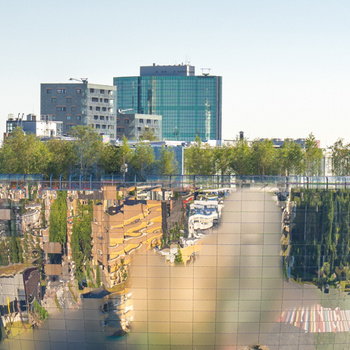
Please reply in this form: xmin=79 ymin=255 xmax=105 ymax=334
xmin=40 ymin=81 xmax=116 ymax=138
xmin=114 ymin=63 xmax=222 ymax=142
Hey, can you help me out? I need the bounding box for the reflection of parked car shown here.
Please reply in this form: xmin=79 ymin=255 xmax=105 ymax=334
xmin=324 ymin=284 xmax=329 ymax=293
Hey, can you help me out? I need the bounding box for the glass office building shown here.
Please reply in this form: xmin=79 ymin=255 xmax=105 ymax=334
xmin=114 ymin=65 xmax=222 ymax=142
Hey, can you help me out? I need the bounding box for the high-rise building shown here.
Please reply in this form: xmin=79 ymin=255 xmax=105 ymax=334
xmin=40 ymin=82 xmax=116 ymax=138
xmin=114 ymin=64 xmax=222 ymax=142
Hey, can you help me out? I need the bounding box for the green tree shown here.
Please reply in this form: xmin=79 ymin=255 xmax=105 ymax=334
xmin=139 ymin=127 xmax=158 ymax=141
xmin=131 ymin=141 xmax=155 ymax=181
xmin=228 ymin=139 xmax=252 ymax=175
xmin=157 ymin=146 xmax=178 ymax=175
xmin=69 ymin=125 xmax=103 ymax=176
xmin=278 ymin=140 xmax=304 ymax=175
xmin=0 ymin=127 xmax=51 ymax=174
xmin=46 ymin=139 xmax=77 ymax=179
xmin=185 ymin=135 xmax=215 ymax=175
xmin=250 ymin=139 xmax=277 ymax=175
xmin=214 ymin=144 xmax=232 ymax=176
xmin=329 ymin=138 xmax=350 ymax=176
xmin=304 ymin=133 xmax=323 ymax=176
xmin=49 ymin=191 xmax=67 ymax=244
xmin=100 ymin=143 xmax=119 ymax=174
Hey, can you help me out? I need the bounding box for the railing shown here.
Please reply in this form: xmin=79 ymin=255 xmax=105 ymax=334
xmin=1 ymin=174 xmax=350 ymax=192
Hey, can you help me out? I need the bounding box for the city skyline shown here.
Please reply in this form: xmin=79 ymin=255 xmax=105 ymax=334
xmin=1 ymin=1 xmax=350 ymax=147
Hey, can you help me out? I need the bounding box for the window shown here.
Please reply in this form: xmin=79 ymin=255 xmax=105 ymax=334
xmin=92 ymin=97 xmax=98 ymax=102
xmin=102 ymin=107 xmax=107 ymax=111
xmin=147 ymin=119 xmax=151 ymax=124
xmin=90 ymin=88 xmax=95 ymax=93
xmin=66 ymin=115 xmax=71 ymax=120
xmin=102 ymin=125 xmax=106 ymax=129
xmin=57 ymin=88 xmax=66 ymax=94
xmin=104 ymin=98 xmax=109 ymax=103
xmin=66 ymin=97 xmax=71 ymax=103
xmin=110 ymin=116 xmax=114 ymax=121
xmin=137 ymin=127 xmax=141 ymax=131
xmin=89 ymin=106 xmax=93 ymax=110
xmin=154 ymin=120 xmax=157 ymax=124
xmin=100 ymin=116 xmax=104 ymax=120
xmin=52 ymin=115 xmax=57 ymax=120
xmin=76 ymin=88 xmax=82 ymax=94
xmin=108 ymin=125 xmax=114 ymax=129
xmin=95 ymin=124 xmax=100 ymax=129
xmin=94 ymin=115 xmax=98 ymax=120
xmin=117 ymin=128 xmax=123 ymax=132
xmin=47 ymin=88 xmax=52 ymax=94
xmin=139 ymin=119 xmax=144 ymax=124
xmin=71 ymin=106 xmax=76 ymax=111
xmin=100 ymin=89 xmax=105 ymax=94
xmin=124 ymin=119 xmax=129 ymax=124
xmin=51 ymin=97 xmax=56 ymax=103
xmin=106 ymin=116 xmax=109 ymax=121
xmin=110 ymin=134 xmax=115 ymax=138
xmin=56 ymin=106 xmax=66 ymax=111
xmin=108 ymin=90 xmax=113 ymax=95
xmin=96 ymin=106 xmax=100 ymax=111
xmin=76 ymin=115 xmax=81 ymax=120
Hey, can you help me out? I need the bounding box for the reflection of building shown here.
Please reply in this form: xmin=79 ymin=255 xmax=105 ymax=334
xmin=114 ymin=64 xmax=222 ymax=141
xmin=117 ymin=113 xmax=162 ymax=140
xmin=0 ymin=267 xmax=41 ymax=311
xmin=91 ymin=186 xmax=163 ymax=287
xmin=41 ymin=82 xmax=116 ymax=138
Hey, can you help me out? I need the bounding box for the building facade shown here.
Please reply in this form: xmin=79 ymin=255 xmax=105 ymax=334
xmin=116 ymin=113 xmax=162 ymax=140
xmin=6 ymin=114 xmax=62 ymax=138
xmin=40 ymin=82 xmax=116 ymax=138
xmin=114 ymin=64 xmax=222 ymax=142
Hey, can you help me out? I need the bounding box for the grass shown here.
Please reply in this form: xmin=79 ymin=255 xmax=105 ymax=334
xmin=5 ymin=321 xmax=32 ymax=338
xmin=54 ymin=294 xmax=62 ymax=311
xmin=0 ymin=263 xmax=32 ymax=276
xmin=68 ymin=283 xmax=78 ymax=303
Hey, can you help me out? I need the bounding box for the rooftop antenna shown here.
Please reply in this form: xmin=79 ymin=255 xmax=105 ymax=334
xmin=69 ymin=77 xmax=88 ymax=84
xmin=201 ymin=68 xmax=211 ymax=76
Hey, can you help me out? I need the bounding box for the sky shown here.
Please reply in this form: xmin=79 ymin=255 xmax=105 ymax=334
xmin=1 ymin=0 xmax=350 ymax=148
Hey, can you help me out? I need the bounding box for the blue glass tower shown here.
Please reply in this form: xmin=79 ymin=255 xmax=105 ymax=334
xmin=113 ymin=64 xmax=222 ymax=141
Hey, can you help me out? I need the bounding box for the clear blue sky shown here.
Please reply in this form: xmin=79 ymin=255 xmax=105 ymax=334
xmin=1 ymin=0 xmax=350 ymax=147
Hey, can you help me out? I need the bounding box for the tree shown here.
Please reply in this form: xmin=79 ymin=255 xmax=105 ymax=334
xmin=250 ymin=139 xmax=277 ymax=175
xmin=69 ymin=125 xmax=103 ymax=177
xmin=157 ymin=146 xmax=178 ymax=175
xmin=0 ymin=127 xmax=51 ymax=174
xmin=185 ymin=135 xmax=215 ymax=175
xmin=214 ymin=144 xmax=232 ymax=176
xmin=100 ymin=143 xmax=119 ymax=174
xmin=49 ymin=191 xmax=67 ymax=244
xmin=304 ymin=133 xmax=323 ymax=176
xmin=46 ymin=139 xmax=77 ymax=179
xmin=228 ymin=139 xmax=252 ymax=175
xmin=139 ymin=127 xmax=158 ymax=141
xmin=278 ymin=140 xmax=304 ymax=175
xmin=329 ymin=138 xmax=350 ymax=176
xmin=131 ymin=141 xmax=155 ymax=181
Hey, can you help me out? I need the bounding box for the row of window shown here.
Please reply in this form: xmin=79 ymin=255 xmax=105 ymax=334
xmin=47 ymin=88 xmax=81 ymax=94
xmin=91 ymin=97 xmax=112 ymax=103
xmin=89 ymin=106 xmax=113 ymax=112
xmin=89 ymin=88 xmax=113 ymax=95
xmin=93 ymin=115 xmax=113 ymax=121
xmin=51 ymin=97 xmax=73 ymax=104
xmin=94 ymin=124 xmax=114 ymax=129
